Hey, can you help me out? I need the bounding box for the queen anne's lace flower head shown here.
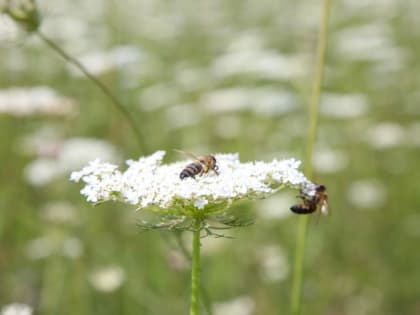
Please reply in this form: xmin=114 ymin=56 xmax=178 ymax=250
xmin=70 ymin=151 xmax=316 ymax=216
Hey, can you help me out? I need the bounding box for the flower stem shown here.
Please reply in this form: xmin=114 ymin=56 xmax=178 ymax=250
xmin=35 ymin=30 xmax=147 ymax=154
xmin=190 ymin=219 xmax=202 ymax=315
xmin=175 ymin=233 xmax=213 ymax=315
xmin=290 ymin=0 xmax=331 ymax=315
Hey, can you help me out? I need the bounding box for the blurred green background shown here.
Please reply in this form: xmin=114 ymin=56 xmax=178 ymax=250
xmin=1 ymin=0 xmax=420 ymax=314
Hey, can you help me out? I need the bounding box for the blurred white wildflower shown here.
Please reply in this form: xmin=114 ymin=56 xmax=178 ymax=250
xmin=165 ymin=104 xmax=201 ymax=130
xmin=342 ymin=0 xmax=397 ymax=16
xmin=0 ymin=303 xmax=32 ymax=315
xmin=258 ymin=193 xmax=295 ymax=220
xmin=0 ymin=14 xmax=20 ymax=43
xmin=174 ymin=64 xmax=211 ymax=92
xmin=212 ymin=32 xmax=306 ymax=80
xmin=200 ymin=235 xmax=227 ymax=255
xmin=321 ymin=93 xmax=369 ymax=118
xmin=258 ymin=245 xmax=289 ymax=282
xmin=24 ymin=137 xmax=119 ymax=186
xmin=365 ymin=122 xmax=405 ymax=149
xmin=61 ymin=237 xmax=83 ymax=259
xmin=214 ymin=116 xmax=241 ymax=139
xmin=70 ymin=151 xmax=316 ymax=214
xmin=212 ymin=50 xmax=306 ymax=80
xmin=313 ymin=148 xmax=349 ymax=173
xmin=214 ymin=296 xmax=255 ymax=315
xmin=25 ymin=235 xmax=84 ymax=260
xmin=25 ymin=236 xmax=53 ymax=260
xmin=334 ymin=23 xmax=407 ymax=70
xmin=89 ymin=266 xmax=126 ymax=293
xmin=166 ymin=249 xmax=189 ymax=271
xmin=347 ymin=180 xmax=387 ymax=209
xmin=40 ymin=201 xmax=79 ymax=224
xmin=139 ymin=83 xmax=181 ymax=111
xmin=0 ymin=86 xmax=77 ymax=116
xmin=68 ymin=45 xmax=141 ymax=77
xmin=201 ymin=87 xmax=296 ymax=117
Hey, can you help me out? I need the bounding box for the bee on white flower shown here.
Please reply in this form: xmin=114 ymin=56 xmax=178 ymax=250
xmin=71 ymin=151 xmax=316 ymax=221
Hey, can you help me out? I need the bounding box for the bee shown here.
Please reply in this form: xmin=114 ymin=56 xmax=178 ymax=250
xmin=290 ymin=184 xmax=329 ymax=215
xmin=175 ymin=149 xmax=219 ymax=180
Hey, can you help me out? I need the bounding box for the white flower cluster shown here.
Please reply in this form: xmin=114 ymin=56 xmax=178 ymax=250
xmin=0 ymin=303 xmax=32 ymax=315
xmin=0 ymin=86 xmax=77 ymax=116
xmin=70 ymin=151 xmax=315 ymax=214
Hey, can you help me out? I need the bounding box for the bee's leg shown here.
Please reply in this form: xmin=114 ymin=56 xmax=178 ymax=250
xmin=198 ymin=165 xmax=208 ymax=177
xmin=213 ymin=165 xmax=219 ymax=175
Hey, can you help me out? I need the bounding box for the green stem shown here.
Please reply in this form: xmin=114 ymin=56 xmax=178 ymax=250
xmin=174 ymin=233 xmax=213 ymax=315
xmin=190 ymin=219 xmax=202 ymax=315
xmin=35 ymin=30 xmax=147 ymax=153
xmin=290 ymin=1 xmax=331 ymax=315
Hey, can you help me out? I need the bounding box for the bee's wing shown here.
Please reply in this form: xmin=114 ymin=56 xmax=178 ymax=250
xmin=320 ymin=199 xmax=330 ymax=216
xmin=173 ymin=149 xmax=201 ymax=162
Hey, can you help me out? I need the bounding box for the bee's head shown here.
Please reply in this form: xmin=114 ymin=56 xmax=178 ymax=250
xmin=210 ymin=155 xmax=218 ymax=170
xmin=316 ymin=185 xmax=326 ymax=192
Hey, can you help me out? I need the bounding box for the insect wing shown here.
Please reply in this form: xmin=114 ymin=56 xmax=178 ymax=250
xmin=174 ymin=149 xmax=201 ymax=162
xmin=320 ymin=200 xmax=329 ymax=216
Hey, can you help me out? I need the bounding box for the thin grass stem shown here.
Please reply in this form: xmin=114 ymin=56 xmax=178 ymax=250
xmin=290 ymin=1 xmax=331 ymax=315
xmin=35 ymin=30 xmax=147 ymax=153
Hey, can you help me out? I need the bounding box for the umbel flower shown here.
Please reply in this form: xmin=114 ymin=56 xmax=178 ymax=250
xmin=70 ymin=151 xmax=315 ymax=231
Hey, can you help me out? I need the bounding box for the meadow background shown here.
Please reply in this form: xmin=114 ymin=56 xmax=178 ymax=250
xmin=1 ymin=0 xmax=420 ymax=314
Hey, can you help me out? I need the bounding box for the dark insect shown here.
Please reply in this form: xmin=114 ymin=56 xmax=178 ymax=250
xmin=175 ymin=150 xmax=219 ymax=180
xmin=290 ymin=185 xmax=329 ymax=215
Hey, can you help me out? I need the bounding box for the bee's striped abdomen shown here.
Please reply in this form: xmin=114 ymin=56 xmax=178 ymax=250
xmin=180 ymin=163 xmax=203 ymax=180
xmin=290 ymin=204 xmax=316 ymax=214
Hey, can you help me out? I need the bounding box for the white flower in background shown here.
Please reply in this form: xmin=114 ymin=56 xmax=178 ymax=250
xmin=214 ymin=296 xmax=255 ymax=315
xmin=313 ymin=148 xmax=349 ymax=173
xmin=25 ymin=235 xmax=84 ymax=260
xmin=25 ymin=236 xmax=54 ymax=260
xmin=89 ymin=266 xmax=126 ymax=293
xmin=0 ymin=14 xmax=20 ymax=43
xmin=347 ymin=180 xmax=387 ymax=209
xmin=164 ymin=104 xmax=201 ymax=130
xmin=334 ymin=23 xmax=407 ymax=69
xmin=212 ymin=43 xmax=307 ymax=81
xmin=61 ymin=237 xmax=83 ymax=259
xmin=70 ymin=151 xmax=316 ymax=214
xmin=24 ymin=137 xmax=119 ymax=186
xmin=214 ymin=116 xmax=241 ymax=139
xmin=321 ymin=93 xmax=369 ymax=118
xmin=68 ymin=45 xmax=141 ymax=77
xmin=258 ymin=245 xmax=289 ymax=282
xmin=201 ymin=87 xmax=296 ymax=117
xmin=41 ymin=201 xmax=79 ymax=224
xmin=0 ymin=303 xmax=32 ymax=315
xmin=258 ymin=193 xmax=295 ymax=220
xmin=0 ymin=86 xmax=77 ymax=116
xmin=139 ymin=83 xmax=181 ymax=111
xmin=365 ymin=122 xmax=405 ymax=149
